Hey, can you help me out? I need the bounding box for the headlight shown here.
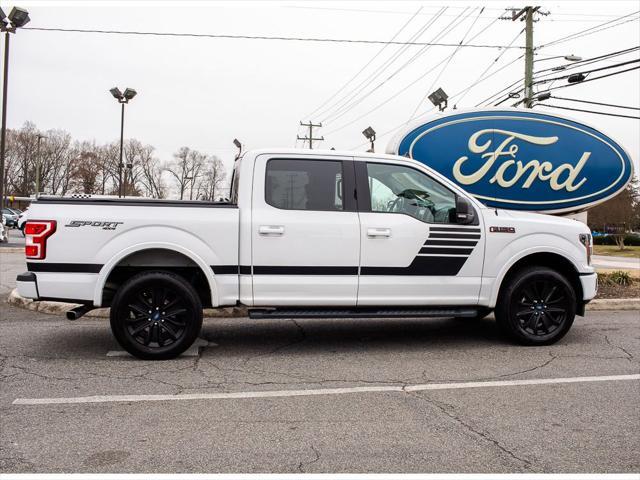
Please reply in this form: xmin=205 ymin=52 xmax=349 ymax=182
xmin=579 ymin=233 xmax=592 ymax=265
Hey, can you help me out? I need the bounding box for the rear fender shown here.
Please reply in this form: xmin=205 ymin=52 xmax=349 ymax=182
xmin=93 ymin=242 xmax=218 ymax=307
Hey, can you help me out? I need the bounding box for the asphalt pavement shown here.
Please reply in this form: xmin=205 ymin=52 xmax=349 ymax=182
xmin=1 ymin=241 xmax=639 ymax=474
xmin=1 ymin=307 xmax=638 ymax=473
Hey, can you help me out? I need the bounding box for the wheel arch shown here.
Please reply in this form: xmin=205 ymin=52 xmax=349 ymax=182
xmin=489 ymin=250 xmax=583 ymax=311
xmin=93 ymin=243 xmax=218 ymax=308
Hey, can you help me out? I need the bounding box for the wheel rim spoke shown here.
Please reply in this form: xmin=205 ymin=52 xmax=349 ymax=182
xmin=162 ymin=323 xmax=179 ymax=340
xmin=123 ymin=283 xmax=191 ymax=349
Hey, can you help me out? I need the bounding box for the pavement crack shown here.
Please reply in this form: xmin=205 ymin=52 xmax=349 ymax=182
xmin=297 ymin=445 xmax=320 ymax=472
xmin=604 ymin=335 xmax=635 ymax=361
xmin=243 ymin=319 xmax=308 ymax=363
xmin=406 ymin=391 xmax=536 ymax=471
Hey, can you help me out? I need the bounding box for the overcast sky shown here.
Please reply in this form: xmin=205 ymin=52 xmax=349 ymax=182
xmin=5 ymin=0 xmax=640 ymax=178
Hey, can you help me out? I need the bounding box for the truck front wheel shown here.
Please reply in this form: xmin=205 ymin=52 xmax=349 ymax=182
xmin=110 ymin=271 xmax=203 ymax=360
xmin=495 ymin=266 xmax=576 ymax=346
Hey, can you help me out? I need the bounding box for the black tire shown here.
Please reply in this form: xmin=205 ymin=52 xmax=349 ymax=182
xmin=495 ymin=266 xmax=576 ymax=346
xmin=110 ymin=271 xmax=203 ymax=360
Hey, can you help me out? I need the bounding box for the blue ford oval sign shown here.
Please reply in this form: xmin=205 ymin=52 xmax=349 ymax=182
xmin=387 ymin=109 xmax=634 ymax=213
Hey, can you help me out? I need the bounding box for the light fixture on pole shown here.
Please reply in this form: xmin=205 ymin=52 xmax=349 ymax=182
xmin=233 ymin=138 xmax=242 ymax=160
xmin=427 ymin=87 xmax=448 ymax=112
xmin=567 ymin=73 xmax=586 ymax=84
xmin=534 ymin=53 xmax=583 ymax=63
xmin=109 ymin=86 xmax=137 ymax=197
xmin=362 ymin=126 xmax=376 ymax=153
xmin=0 ymin=6 xmax=30 ymax=224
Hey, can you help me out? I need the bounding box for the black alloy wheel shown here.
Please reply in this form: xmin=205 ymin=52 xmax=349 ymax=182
xmin=110 ymin=271 xmax=202 ymax=360
xmin=496 ymin=266 xmax=576 ymax=345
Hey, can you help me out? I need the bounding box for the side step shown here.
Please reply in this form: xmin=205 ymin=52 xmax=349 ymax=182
xmin=248 ymin=307 xmax=478 ymax=320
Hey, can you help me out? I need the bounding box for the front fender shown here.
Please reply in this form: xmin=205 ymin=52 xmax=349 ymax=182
xmin=486 ymin=233 xmax=586 ymax=308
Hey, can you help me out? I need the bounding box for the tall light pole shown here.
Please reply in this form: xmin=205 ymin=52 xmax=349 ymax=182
xmin=109 ymin=87 xmax=137 ymax=197
xmin=35 ymin=133 xmax=46 ymax=194
xmin=0 ymin=6 xmax=30 ymax=221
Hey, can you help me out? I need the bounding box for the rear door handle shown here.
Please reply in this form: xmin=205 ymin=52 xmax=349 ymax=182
xmin=259 ymin=225 xmax=285 ymax=236
xmin=367 ymin=228 xmax=391 ymax=238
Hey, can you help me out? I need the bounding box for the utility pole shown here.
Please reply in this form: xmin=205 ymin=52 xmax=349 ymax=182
xmin=297 ymin=121 xmax=324 ymax=149
xmin=503 ymin=6 xmax=545 ymax=108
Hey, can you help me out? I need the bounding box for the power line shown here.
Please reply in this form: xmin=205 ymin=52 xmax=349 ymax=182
xmin=316 ymin=7 xmax=448 ymax=123
xmin=485 ymin=46 xmax=640 ymax=106
xmin=538 ymin=10 xmax=640 ymax=49
xmin=514 ymin=65 xmax=640 ymax=105
xmin=455 ymin=27 xmax=525 ymax=106
xmin=532 ymin=59 xmax=640 ymax=86
xmin=407 ymin=7 xmax=486 ymax=121
xmin=287 ymin=6 xmax=628 ymax=22
xmin=550 ymin=96 xmax=640 ymax=111
xmin=23 ymin=26 xmax=525 ymax=49
xmin=324 ymin=11 xmax=506 ymax=135
xmin=303 ymin=6 xmax=424 ymax=120
xmin=322 ymin=7 xmax=463 ymax=123
xmin=535 ymin=103 xmax=640 ymax=120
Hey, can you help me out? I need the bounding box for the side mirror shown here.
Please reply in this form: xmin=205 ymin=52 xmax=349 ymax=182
xmin=456 ymin=196 xmax=477 ymax=225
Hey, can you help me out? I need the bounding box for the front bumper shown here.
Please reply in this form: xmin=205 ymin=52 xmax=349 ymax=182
xmin=16 ymin=272 xmax=39 ymax=299
xmin=580 ymin=272 xmax=598 ymax=301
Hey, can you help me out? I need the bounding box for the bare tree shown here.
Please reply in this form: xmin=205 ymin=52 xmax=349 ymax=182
xmin=197 ymin=155 xmax=227 ymax=201
xmin=137 ymin=144 xmax=166 ymax=199
xmin=166 ymin=147 xmax=206 ymax=200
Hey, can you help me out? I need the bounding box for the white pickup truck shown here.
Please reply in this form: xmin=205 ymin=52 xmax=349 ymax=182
xmin=17 ymin=148 xmax=597 ymax=359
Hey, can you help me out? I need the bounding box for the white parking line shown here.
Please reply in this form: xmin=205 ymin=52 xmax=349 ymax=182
xmin=12 ymin=374 xmax=639 ymax=406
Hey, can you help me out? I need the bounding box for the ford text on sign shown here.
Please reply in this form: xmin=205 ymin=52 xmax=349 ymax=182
xmin=388 ymin=109 xmax=634 ymax=214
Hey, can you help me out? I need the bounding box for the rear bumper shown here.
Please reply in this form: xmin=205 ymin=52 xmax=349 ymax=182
xmin=16 ymin=272 xmax=39 ymax=299
xmin=16 ymin=271 xmax=96 ymax=304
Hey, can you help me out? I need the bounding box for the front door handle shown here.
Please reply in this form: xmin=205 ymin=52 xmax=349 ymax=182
xmin=367 ymin=228 xmax=391 ymax=238
xmin=259 ymin=225 xmax=285 ymax=236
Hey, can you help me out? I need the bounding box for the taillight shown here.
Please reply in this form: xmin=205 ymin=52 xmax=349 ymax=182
xmin=25 ymin=220 xmax=57 ymax=260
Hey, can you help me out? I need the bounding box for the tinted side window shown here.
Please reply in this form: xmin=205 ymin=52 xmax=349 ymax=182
xmin=266 ymin=159 xmax=343 ymax=211
xmin=367 ymin=163 xmax=456 ymax=223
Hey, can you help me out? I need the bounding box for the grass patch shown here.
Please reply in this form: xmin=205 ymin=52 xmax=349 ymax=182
xmin=596 ymin=271 xmax=640 ymax=299
xmin=593 ymin=245 xmax=640 ymax=258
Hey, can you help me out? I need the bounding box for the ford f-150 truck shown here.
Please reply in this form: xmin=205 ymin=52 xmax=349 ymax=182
xmin=17 ymin=148 xmax=597 ymax=359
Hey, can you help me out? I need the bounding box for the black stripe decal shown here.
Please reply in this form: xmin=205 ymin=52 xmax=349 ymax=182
xmin=361 ymin=256 xmax=467 ymax=276
xmin=429 ymin=227 xmax=481 ymax=233
xmin=211 ymin=265 xmax=238 ymax=275
xmin=27 ymin=262 xmax=102 ymax=273
xmin=420 ymin=247 xmax=473 ymax=255
xmin=424 ymin=240 xmax=478 ymax=247
xmin=429 ymin=233 xmax=481 ymax=239
xmin=239 ymin=265 xmax=252 ymax=275
xmin=252 ymin=265 xmax=358 ymax=275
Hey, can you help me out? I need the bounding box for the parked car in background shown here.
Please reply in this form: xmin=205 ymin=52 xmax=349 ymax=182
xmin=0 ymin=221 xmax=7 ymax=243
xmin=17 ymin=208 xmax=29 ymax=235
xmin=1 ymin=208 xmax=19 ymax=228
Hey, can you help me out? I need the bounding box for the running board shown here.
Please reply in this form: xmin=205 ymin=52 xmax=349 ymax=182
xmin=248 ymin=307 xmax=478 ymax=320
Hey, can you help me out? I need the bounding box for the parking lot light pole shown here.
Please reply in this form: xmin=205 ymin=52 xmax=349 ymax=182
xmin=109 ymin=87 xmax=137 ymax=197
xmin=35 ymin=134 xmax=46 ymax=194
xmin=0 ymin=6 xmax=30 ymax=220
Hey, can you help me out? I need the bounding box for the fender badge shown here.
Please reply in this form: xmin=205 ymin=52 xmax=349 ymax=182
xmin=490 ymin=226 xmax=515 ymax=233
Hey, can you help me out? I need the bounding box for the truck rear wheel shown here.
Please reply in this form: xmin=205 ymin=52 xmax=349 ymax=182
xmin=495 ymin=266 xmax=576 ymax=346
xmin=110 ymin=271 xmax=203 ymax=360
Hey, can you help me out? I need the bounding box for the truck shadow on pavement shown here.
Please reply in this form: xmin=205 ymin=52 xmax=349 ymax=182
xmin=14 ymin=315 xmax=523 ymax=361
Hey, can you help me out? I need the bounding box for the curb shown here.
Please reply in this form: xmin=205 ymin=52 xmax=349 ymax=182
xmin=585 ymin=298 xmax=640 ymax=310
xmin=6 ymin=289 xmax=247 ymax=318
xmin=6 ymin=289 xmax=639 ymax=318
xmin=0 ymin=247 xmax=24 ymax=253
